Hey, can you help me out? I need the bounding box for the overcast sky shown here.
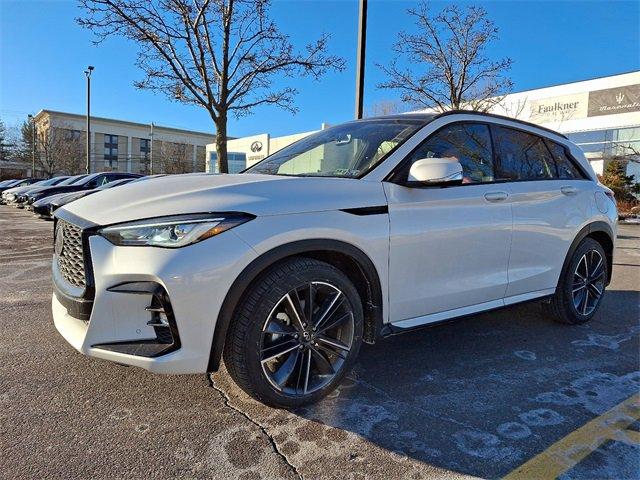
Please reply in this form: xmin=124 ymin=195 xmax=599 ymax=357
xmin=1 ymin=0 xmax=639 ymax=138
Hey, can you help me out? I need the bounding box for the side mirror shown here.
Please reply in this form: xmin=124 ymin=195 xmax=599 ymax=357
xmin=407 ymin=158 xmax=463 ymax=186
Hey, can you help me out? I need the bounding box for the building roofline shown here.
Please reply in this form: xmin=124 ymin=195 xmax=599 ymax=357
xmin=508 ymin=70 xmax=639 ymax=96
xmin=34 ymin=109 xmax=216 ymax=138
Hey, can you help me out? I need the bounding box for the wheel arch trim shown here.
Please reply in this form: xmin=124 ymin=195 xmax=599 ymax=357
xmin=561 ymin=221 xmax=615 ymax=288
xmin=206 ymin=239 xmax=384 ymax=372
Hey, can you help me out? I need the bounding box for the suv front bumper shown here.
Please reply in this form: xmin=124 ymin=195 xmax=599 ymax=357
xmin=52 ymin=230 xmax=257 ymax=374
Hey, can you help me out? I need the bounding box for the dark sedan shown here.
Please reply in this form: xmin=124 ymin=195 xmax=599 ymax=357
xmin=23 ymin=172 xmax=142 ymax=208
xmin=33 ymin=177 xmax=140 ymax=218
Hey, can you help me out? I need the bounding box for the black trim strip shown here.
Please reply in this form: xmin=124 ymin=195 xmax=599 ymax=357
xmin=53 ymin=283 xmax=93 ymax=321
xmin=340 ymin=205 xmax=389 ymax=216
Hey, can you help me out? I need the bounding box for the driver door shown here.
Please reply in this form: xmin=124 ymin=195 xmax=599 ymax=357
xmin=385 ymin=122 xmax=513 ymax=325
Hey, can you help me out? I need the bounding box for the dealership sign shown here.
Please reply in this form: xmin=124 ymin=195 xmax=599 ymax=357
xmin=529 ymin=93 xmax=588 ymax=123
xmin=587 ymin=84 xmax=640 ymax=117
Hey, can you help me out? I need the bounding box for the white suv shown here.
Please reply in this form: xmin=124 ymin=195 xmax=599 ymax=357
xmin=52 ymin=112 xmax=617 ymax=407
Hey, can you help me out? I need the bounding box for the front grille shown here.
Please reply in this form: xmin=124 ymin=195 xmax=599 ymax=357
xmin=56 ymin=219 xmax=86 ymax=288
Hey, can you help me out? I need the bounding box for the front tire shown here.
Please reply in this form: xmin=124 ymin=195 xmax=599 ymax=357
xmin=223 ymin=257 xmax=364 ymax=408
xmin=544 ymin=237 xmax=608 ymax=325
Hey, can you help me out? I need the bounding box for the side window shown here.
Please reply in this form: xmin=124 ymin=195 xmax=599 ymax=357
xmin=407 ymin=123 xmax=494 ymax=183
xmin=493 ymin=126 xmax=557 ymax=181
xmin=545 ymin=140 xmax=584 ymax=180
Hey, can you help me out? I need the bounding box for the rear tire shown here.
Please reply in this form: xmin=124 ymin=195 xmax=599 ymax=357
xmin=544 ymin=237 xmax=608 ymax=325
xmin=223 ymin=257 xmax=364 ymax=408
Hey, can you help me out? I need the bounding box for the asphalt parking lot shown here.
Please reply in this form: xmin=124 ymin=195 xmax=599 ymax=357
xmin=1 ymin=205 xmax=639 ymax=480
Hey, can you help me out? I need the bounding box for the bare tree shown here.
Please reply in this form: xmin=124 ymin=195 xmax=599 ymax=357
xmin=156 ymin=141 xmax=194 ymax=174
xmin=77 ymin=0 xmax=344 ymax=173
xmin=37 ymin=127 xmax=84 ymax=177
xmin=377 ymin=3 xmax=513 ymax=112
xmin=365 ymin=99 xmax=407 ymax=118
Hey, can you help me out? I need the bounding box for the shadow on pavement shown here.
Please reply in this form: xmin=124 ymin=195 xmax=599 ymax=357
xmin=295 ymin=290 xmax=640 ymax=478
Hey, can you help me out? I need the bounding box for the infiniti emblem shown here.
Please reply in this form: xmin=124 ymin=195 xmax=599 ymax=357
xmin=250 ymin=141 xmax=263 ymax=153
xmin=55 ymin=225 xmax=64 ymax=255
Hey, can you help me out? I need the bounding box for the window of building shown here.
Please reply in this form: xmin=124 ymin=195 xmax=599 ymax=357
xmin=140 ymin=138 xmax=150 ymax=157
xmin=209 ymin=152 xmax=247 ymax=174
xmin=104 ymin=134 xmax=119 ymax=169
xmin=65 ymin=129 xmax=82 ymax=141
xmin=406 ymin=123 xmax=494 ymax=183
xmin=493 ymin=126 xmax=556 ymax=180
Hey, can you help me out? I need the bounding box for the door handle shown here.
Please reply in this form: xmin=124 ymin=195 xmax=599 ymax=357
xmin=484 ymin=191 xmax=509 ymax=202
xmin=561 ymin=186 xmax=578 ymax=196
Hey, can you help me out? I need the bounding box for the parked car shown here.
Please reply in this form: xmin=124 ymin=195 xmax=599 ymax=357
xmin=51 ymin=112 xmax=617 ymax=408
xmin=4 ymin=176 xmax=70 ymax=206
xmin=34 ymin=177 xmax=140 ymax=218
xmin=17 ymin=175 xmax=87 ymax=208
xmin=0 ymin=178 xmax=36 ymax=200
xmin=23 ymin=172 xmax=142 ymax=207
xmin=0 ymin=179 xmax=19 ymax=188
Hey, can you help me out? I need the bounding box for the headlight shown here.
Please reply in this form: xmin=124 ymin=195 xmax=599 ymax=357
xmin=98 ymin=213 xmax=254 ymax=248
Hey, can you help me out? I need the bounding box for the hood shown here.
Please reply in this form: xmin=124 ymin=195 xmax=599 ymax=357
xmin=5 ymin=184 xmax=44 ymax=196
xmin=60 ymin=173 xmax=387 ymax=225
xmin=28 ymin=184 xmax=87 ymax=199
xmin=33 ymin=191 xmax=75 ymax=207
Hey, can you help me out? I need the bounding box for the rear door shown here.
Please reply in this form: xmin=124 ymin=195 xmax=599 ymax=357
xmin=491 ymin=126 xmax=593 ymax=300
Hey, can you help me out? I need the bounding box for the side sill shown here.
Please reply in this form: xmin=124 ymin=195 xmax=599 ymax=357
xmin=382 ymin=289 xmax=555 ymax=336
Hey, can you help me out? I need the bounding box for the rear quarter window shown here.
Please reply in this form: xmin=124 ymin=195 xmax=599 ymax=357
xmin=544 ymin=139 xmax=585 ymax=180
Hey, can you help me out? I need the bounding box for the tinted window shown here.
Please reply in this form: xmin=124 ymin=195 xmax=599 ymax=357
xmin=407 ymin=123 xmax=494 ymax=183
xmin=493 ymin=126 xmax=556 ymax=181
xmin=545 ymin=140 xmax=584 ymax=179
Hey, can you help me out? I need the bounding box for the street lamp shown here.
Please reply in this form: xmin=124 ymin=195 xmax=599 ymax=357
xmin=84 ymin=65 xmax=94 ymax=174
xmin=27 ymin=114 xmax=36 ymax=177
xmin=355 ymin=0 xmax=368 ymax=119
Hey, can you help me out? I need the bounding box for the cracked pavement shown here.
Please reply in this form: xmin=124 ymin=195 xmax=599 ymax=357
xmin=1 ymin=205 xmax=638 ymax=479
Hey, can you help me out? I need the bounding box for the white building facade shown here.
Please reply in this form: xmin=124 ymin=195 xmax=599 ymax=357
xmin=206 ymin=124 xmax=329 ymax=173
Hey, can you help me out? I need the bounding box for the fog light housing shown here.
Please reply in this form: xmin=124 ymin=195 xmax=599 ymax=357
xmin=92 ymin=281 xmax=181 ymax=357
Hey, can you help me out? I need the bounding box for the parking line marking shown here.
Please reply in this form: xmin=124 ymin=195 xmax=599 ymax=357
xmin=503 ymin=393 xmax=640 ymax=480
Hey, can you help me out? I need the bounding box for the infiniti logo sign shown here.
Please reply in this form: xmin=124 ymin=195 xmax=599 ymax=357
xmin=250 ymin=141 xmax=263 ymax=153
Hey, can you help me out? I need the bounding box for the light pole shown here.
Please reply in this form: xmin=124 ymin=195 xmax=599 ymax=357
xmin=150 ymin=122 xmax=154 ymax=174
xmin=27 ymin=114 xmax=36 ymax=177
xmin=84 ymin=65 xmax=94 ymax=174
xmin=355 ymin=0 xmax=368 ymax=119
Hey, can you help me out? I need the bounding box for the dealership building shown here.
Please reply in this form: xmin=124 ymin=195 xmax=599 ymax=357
xmin=207 ymin=71 xmax=640 ymax=178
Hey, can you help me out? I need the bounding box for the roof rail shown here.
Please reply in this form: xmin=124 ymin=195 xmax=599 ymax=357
xmin=434 ymin=110 xmax=568 ymax=139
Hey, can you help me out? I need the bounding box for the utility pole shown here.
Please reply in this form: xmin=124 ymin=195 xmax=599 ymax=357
xmin=27 ymin=114 xmax=36 ymax=177
xmin=355 ymin=0 xmax=368 ymax=119
xmin=84 ymin=65 xmax=94 ymax=174
xmin=150 ymin=122 xmax=154 ymax=174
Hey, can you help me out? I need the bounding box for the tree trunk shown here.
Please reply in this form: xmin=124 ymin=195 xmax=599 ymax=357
xmin=215 ymin=115 xmax=229 ymax=174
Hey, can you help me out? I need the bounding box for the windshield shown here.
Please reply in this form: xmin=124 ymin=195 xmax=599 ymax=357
xmin=61 ymin=175 xmax=87 ymax=185
xmin=39 ymin=177 xmax=65 ymax=186
xmin=96 ymin=178 xmax=133 ymax=190
xmin=245 ymin=118 xmax=425 ymax=178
